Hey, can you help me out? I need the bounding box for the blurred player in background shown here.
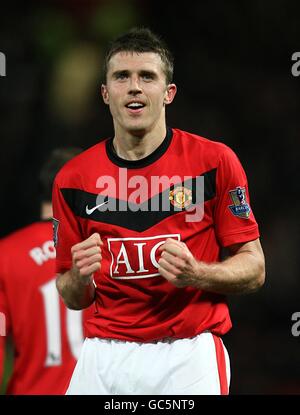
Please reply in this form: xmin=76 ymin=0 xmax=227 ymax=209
xmin=53 ymin=28 xmax=265 ymax=395
xmin=0 ymin=147 xmax=94 ymax=394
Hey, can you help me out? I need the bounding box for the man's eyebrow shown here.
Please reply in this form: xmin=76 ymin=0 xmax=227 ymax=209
xmin=111 ymin=69 xmax=158 ymax=78
xmin=112 ymin=69 xmax=129 ymax=78
xmin=139 ymin=69 xmax=157 ymax=77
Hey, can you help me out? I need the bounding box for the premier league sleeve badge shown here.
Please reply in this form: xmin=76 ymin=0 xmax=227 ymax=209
xmin=228 ymin=186 xmax=251 ymax=219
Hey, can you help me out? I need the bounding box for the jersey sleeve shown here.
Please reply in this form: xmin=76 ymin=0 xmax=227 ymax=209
xmin=214 ymin=146 xmax=260 ymax=247
xmin=52 ymin=177 xmax=83 ymax=274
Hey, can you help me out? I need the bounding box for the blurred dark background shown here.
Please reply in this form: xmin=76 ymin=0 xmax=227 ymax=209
xmin=1 ymin=0 xmax=299 ymax=394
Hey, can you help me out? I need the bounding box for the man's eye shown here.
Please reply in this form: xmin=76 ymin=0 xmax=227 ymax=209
xmin=116 ymin=73 xmax=127 ymax=80
xmin=142 ymin=74 xmax=153 ymax=81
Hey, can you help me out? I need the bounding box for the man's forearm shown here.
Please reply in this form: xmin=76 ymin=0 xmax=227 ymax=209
xmin=193 ymin=251 xmax=265 ymax=295
xmin=56 ymin=270 xmax=95 ymax=310
xmin=158 ymin=238 xmax=265 ymax=295
xmin=56 ymin=233 xmax=102 ymax=309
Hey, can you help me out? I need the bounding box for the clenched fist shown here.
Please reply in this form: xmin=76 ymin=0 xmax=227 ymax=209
xmin=71 ymin=233 xmax=103 ymax=285
xmin=158 ymin=238 xmax=200 ymax=288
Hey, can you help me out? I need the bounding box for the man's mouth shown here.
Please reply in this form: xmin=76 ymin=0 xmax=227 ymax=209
xmin=125 ymin=102 xmax=146 ymax=112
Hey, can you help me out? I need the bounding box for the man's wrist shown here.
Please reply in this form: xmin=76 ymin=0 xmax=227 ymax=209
xmin=70 ymin=267 xmax=94 ymax=286
xmin=192 ymin=260 xmax=213 ymax=290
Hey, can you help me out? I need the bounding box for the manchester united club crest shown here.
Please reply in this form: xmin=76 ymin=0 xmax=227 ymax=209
xmin=169 ymin=186 xmax=192 ymax=209
xmin=228 ymin=186 xmax=251 ymax=219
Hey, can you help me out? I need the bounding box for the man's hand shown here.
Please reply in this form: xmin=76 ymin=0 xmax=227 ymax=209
xmin=56 ymin=233 xmax=104 ymax=309
xmin=158 ymin=238 xmax=200 ymax=288
xmin=158 ymin=237 xmax=265 ymax=295
xmin=71 ymin=233 xmax=103 ymax=285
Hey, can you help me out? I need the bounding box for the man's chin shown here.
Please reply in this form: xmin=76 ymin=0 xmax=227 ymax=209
xmin=127 ymin=125 xmax=148 ymax=137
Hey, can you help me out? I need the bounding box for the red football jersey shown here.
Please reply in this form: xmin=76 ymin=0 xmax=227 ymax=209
xmin=0 ymin=221 xmax=94 ymax=395
xmin=52 ymin=128 xmax=260 ymax=342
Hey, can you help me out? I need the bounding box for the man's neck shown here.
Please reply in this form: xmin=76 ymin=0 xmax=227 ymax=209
xmin=112 ymin=124 xmax=167 ymax=161
xmin=41 ymin=202 xmax=53 ymax=220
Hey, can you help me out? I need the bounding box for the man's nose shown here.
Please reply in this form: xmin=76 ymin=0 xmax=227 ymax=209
xmin=128 ymin=75 xmax=142 ymax=94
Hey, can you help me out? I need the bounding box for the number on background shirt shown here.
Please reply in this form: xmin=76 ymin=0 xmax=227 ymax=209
xmin=40 ymin=279 xmax=84 ymax=366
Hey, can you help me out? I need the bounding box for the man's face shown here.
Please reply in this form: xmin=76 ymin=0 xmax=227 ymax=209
xmin=101 ymin=52 xmax=176 ymax=136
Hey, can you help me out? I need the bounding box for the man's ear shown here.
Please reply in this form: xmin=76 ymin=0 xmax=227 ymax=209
xmin=164 ymin=83 xmax=177 ymax=105
xmin=101 ymin=84 xmax=109 ymax=105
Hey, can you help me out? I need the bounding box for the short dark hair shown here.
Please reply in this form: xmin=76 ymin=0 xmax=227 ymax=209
xmin=39 ymin=147 xmax=82 ymax=202
xmin=103 ymin=27 xmax=174 ymax=84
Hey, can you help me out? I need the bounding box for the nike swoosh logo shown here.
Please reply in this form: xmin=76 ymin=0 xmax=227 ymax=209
xmin=86 ymin=197 xmax=109 ymax=215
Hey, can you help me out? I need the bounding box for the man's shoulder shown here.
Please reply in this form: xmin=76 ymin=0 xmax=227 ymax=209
xmin=172 ymin=128 xmax=234 ymax=157
xmin=54 ymin=139 xmax=108 ymax=184
xmin=0 ymin=221 xmax=51 ymax=257
xmin=0 ymin=221 xmax=51 ymax=243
